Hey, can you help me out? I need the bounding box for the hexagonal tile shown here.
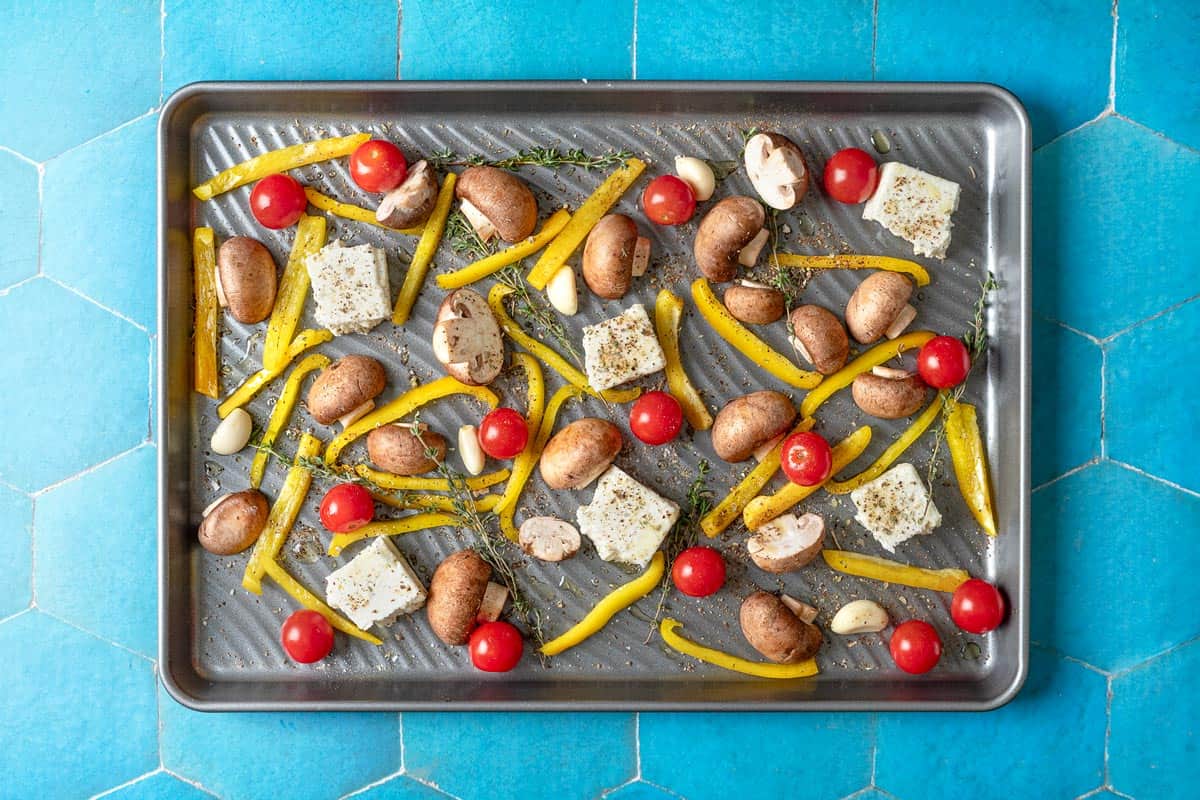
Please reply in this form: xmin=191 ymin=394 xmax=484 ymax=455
xmin=0 ymin=4 xmax=158 ymax=161
xmin=1107 ymin=297 xmax=1200 ymax=493
xmin=0 ymin=279 xmax=149 ymax=491
xmin=636 ymin=0 xmax=872 ymax=80
xmin=1111 ymin=637 xmax=1199 ymax=797
xmin=36 ymin=445 xmax=156 ymax=656
xmin=352 ymin=774 xmax=455 ymax=800
xmin=0 ymin=149 xmax=38 ymax=289
xmin=403 ymin=712 xmax=635 ymax=800
xmin=1033 ymin=115 xmax=1200 ymax=338
xmin=640 ymin=712 xmax=872 ymax=800
xmin=43 ymin=115 xmax=156 ymax=330
xmin=0 ymin=611 xmax=157 ymax=797
xmin=161 ymin=688 xmax=400 ymax=800
xmin=875 ymin=0 xmax=1110 ymax=146
xmin=1031 ymin=462 xmax=1200 ymax=671
xmin=876 ymin=647 xmax=1105 ymax=800
xmin=0 ymin=483 xmax=31 ymax=619
xmin=1032 ymin=316 xmax=1102 ymax=487
xmin=103 ymin=771 xmax=216 ymax=800
xmin=605 ymin=782 xmax=680 ymax=800
xmin=1116 ymin=0 xmax=1200 ymax=150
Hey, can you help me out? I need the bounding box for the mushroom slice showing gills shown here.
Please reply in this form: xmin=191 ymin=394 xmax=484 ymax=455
xmin=743 ymin=133 xmax=809 ymax=211
xmin=747 ymin=512 xmax=826 ymax=573
xmin=432 ymin=288 xmax=505 ymax=386
xmin=377 ymin=160 xmax=439 ymax=229
xmin=519 ymin=516 xmax=582 ymax=562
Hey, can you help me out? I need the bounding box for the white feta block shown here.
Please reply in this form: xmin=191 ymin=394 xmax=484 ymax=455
xmin=581 ymin=304 xmax=666 ymax=391
xmin=305 ymin=242 xmax=391 ymax=335
xmin=862 ymin=162 xmax=961 ymax=259
xmin=576 ymin=465 xmax=680 ymax=569
xmin=850 ymin=463 xmax=942 ymax=552
xmin=324 ymin=537 xmax=426 ymax=629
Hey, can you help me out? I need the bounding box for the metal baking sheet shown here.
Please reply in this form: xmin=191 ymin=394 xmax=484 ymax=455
xmin=158 ymin=81 xmax=1030 ymax=711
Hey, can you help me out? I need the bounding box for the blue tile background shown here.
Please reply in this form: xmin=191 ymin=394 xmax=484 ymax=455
xmin=1 ymin=0 xmax=1198 ymax=797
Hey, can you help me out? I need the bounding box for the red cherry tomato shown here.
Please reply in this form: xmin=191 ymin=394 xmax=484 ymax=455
xmin=671 ymin=546 xmax=726 ymax=597
xmin=951 ymin=579 xmax=1006 ymax=634
xmin=478 ymin=408 xmax=529 ymax=459
xmin=281 ymin=610 xmax=335 ymax=663
xmin=469 ymin=621 xmax=524 ymax=672
xmin=249 ymin=173 xmax=307 ymax=229
xmin=780 ymin=431 xmax=834 ymax=486
xmin=642 ymin=175 xmax=697 ymax=225
xmin=890 ymin=620 xmax=943 ymax=674
xmin=629 ymin=391 xmax=684 ymax=445
xmin=349 ymin=139 xmax=408 ymax=193
xmin=823 ymin=147 xmax=880 ymax=204
xmin=319 ymin=483 xmax=375 ymax=533
xmin=917 ymin=335 xmax=972 ymax=389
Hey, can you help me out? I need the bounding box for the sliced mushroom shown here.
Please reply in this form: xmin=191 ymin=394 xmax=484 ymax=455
xmin=694 ymin=196 xmax=766 ymax=282
xmin=845 ymin=272 xmax=916 ymax=344
xmin=789 ymin=305 xmax=850 ymax=374
xmin=582 ymin=214 xmax=647 ymax=300
xmin=518 ymin=516 xmax=582 ymax=562
xmin=743 ymin=133 xmax=809 ymax=211
xmin=431 ymin=288 xmax=505 ymax=386
xmin=455 ymin=166 xmax=538 ymax=243
xmin=198 ymin=490 xmax=269 ymax=555
xmin=538 ymin=418 xmax=622 ymax=490
xmin=426 ymin=550 xmax=510 ymax=646
xmin=216 ymin=237 xmax=277 ymax=323
xmin=367 ymin=423 xmax=446 ymax=475
xmin=851 ymin=372 xmax=929 ymax=419
xmin=722 ymin=281 xmax=785 ymax=325
xmin=376 ymin=160 xmax=439 ymax=229
xmin=747 ymin=512 xmax=826 ymax=573
xmin=740 ymin=591 xmax=823 ymax=664
xmin=710 ymin=391 xmax=796 ymax=463
xmin=306 ymin=355 xmax=387 ymax=426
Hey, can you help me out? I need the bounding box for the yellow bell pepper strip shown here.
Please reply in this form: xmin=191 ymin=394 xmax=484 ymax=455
xmin=392 ymin=172 xmax=457 ymax=325
xmin=436 ymin=208 xmax=572 ymax=290
xmin=326 ymin=375 xmax=499 ymax=465
xmin=659 ymin=619 xmax=819 ymax=679
xmin=498 ymin=385 xmax=580 ymax=541
xmin=945 ymin=399 xmax=998 ymax=537
xmin=192 ymin=227 xmax=219 ymax=398
xmin=242 ymin=433 xmax=323 ymax=594
xmin=355 ymin=464 xmax=510 ymax=493
xmin=653 ymin=289 xmax=713 ymax=431
xmin=771 ymin=253 xmax=931 ymax=287
xmin=248 ymin=353 xmax=331 ymax=489
xmin=526 ymin=158 xmax=647 ymax=289
xmin=262 ymin=560 xmax=381 ymax=645
xmin=303 ymin=187 xmax=423 ymax=235
xmin=799 ymin=330 xmax=936 ymax=419
xmin=743 ymin=425 xmax=873 ymax=530
xmin=541 ymin=551 xmax=665 ymax=656
xmin=825 ymin=394 xmax=944 ymax=495
xmin=263 ymin=213 xmax=327 ymax=371
xmin=493 ymin=353 xmax=546 ymax=518
xmin=822 ymin=550 xmax=971 ymax=593
xmin=192 ymin=132 xmax=371 ymax=201
xmin=691 ymin=278 xmax=822 ymax=389
xmin=327 ymin=512 xmax=462 ymax=557
xmin=371 ymin=491 xmax=500 ymax=514
xmin=217 ymin=328 xmax=333 ymax=419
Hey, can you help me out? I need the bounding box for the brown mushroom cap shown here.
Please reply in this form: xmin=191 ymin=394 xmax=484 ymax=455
xmin=723 ymin=283 xmax=785 ymax=325
xmin=306 ymin=355 xmax=387 ymax=425
xmin=432 ymin=288 xmax=505 ymax=386
xmin=217 ymin=237 xmax=277 ymax=324
xmin=743 ymin=132 xmax=810 ymax=211
xmin=747 ymin=512 xmax=826 ymax=573
xmin=376 ymin=160 xmax=439 ymax=229
xmin=845 ymin=272 xmax=914 ymax=344
xmin=790 ymin=305 xmax=850 ymax=375
xmin=538 ymin=418 xmax=622 ymax=490
xmin=851 ymin=373 xmax=929 ymax=419
xmin=710 ymin=391 xmax=797 ymax=462
xmin=739 ymin=590 xmax=823 ymax=663
xmin=198 ymin=490 xmax=269 ymax=555
xmin=582 ymin=214 xmax=638 ymax=299
xmin=367 ymin=423 xmax=446 ymax=475
xmin=455 ymin=166 xmax=538 ymax=242
xmin=694 ymin=196 xmax=766 ymax=282
xmin=426 ymin=550 xmax=491 ymax=646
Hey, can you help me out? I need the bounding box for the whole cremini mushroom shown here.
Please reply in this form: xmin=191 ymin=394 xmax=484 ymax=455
xmin=426 ymin=550 xmax=510 ymax=646
xmin=376 ymin=160 xmax=439 ymax=229
xmin=216 ymin=237 xmax=277 ymax=323
xmin=739 ymin=591 xmax=823 ymax=663
xmin=743 ymin=133 xmax=809 ymax=211
xmin=582 ymin=214 xmax=650 ymax=299
xmin=747 ymin=512 xmax=826 ymax=573
xmin=431 ymin=288 xmax=505 ymax=386
xmin=306 ymin=354 xmax=387 ymax=426
xmin=852 ymin=371 xmax=928 ymax=419
xmin=367 ymin=423 xmax=447 ymax=475
xmin=694 ymin=196 xmax=766 ymax=282
xmin=198 ymin=490 xmax=269 ymax=555
xmin=455 ymin=166 xmax=538 ymax=243
xmin=723 ymin=281 xmax=785 ymax=325
xmin=538 ymin=418 xmax=622 ymax=490
xmin=845 ymin=272 xmax=917 ymax=344
xmin=789 ymin=305 xmax=850 ymax=374
xmin=710 ymin=391 xmax=796 ymax=463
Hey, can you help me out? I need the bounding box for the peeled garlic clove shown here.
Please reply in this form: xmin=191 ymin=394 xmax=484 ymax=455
xmin=830 ymin=599 xmax=889 ymax=635
xmin=210 ymin=408 xmax=252 ymax=455
xmin=675 ymin=156 xmax=715 ymax=201
xmin=458 ymin=424 xmax=486 ymax=475
xmin=546 ymin=265 xmax=578 ymax=316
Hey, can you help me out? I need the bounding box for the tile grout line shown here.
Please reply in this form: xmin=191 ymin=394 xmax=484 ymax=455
xmin=35 ymin=163 xmax=45 ymax=277
xmin=28 ymin=496 xmax=38 ymax=607
xmin=43 ymin=106 xmax=159 ymax=165
xmin=42 ymin=275 xmax=150 ymax=333
xmin=39 ymin=607 xmax=156 ymax=664
xmin=0 ymin=275 xmax=39 ymax=297
xmin=633 ymin=711 xmax=642 ymax=778
xmin=1103 ymin=674 xmax=1114 ymax=787
xmin=147 ymin=333 xmax=157 ymax=441
xmin=29 ymin=440 xmax=150 ymax=498
xmin=1034 ymin=108 xmax=1111 ymax=154
xmin=1108 ymin=458 xmax=1200 ymax=499
xmin=0 ymin=608 xmax=31 ymax=628
xmin=1098 ymin=346 xmax=1107 ymax=458
xmin=88 ymin=767 xmax=163 ymax=799
xmin=162 ymin=767 xmax=222 ymax=798
xmin=869 ymin=712 xmax=879 ymax=786
xmin=630 ymin=0 xmax=638 ymax=79
xmin=0 ymin=143 xmax=40 ymax=167
xmin=398 ymin=712 xmax=406 ymax=772
xmin=1112 ymin=111 xmax=1200 ymax=156
xmin=340 ymin=768 xmax=404 ymax=800
xmin=1100 ymin=291 xmax=1200 ymax=344
xmin=1030 ymin=640 xmax=1111 ymax=677
xmin=1037 ymin=312 xmax=1102 ymax=345
xmin=1107 ymin=0 xmax=1119 ymax=111
xmin=1031 ymin=457 xmax=1101 ymax=493
xmin=871 ymin=0 xmax=879 ymax=79
xmin=159 ymin=0 xmax=166 ymax=105
xmin=155 ymin=659 xmax=165 ymax=770
xmin=396 ymin=0 xmax=403 ymax=79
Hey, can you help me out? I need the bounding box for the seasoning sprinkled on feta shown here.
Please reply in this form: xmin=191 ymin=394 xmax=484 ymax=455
xmin=581 ymin=304 xmax=667 ymax=391
xmin=577 ymin=465 xmax=680 ymax=569
xmin=305 ymin=241 xmax=391 ymax=335
xmin=324 ymin=537 xmax=426 ymax=630
xmin=862 ymin=162 xmax=961 ymax=259
xmin=849 ymin=463 xmax=941 ymax=552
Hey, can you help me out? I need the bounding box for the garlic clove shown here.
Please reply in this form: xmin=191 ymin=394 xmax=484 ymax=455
xmin=830 ymin=599 xmax=889 ymax=634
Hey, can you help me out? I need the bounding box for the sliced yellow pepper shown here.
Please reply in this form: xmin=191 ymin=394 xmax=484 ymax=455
xmin=356 ymin=464 xmax=510 ymax=493
xmin=327 ymin=512 xmax=463 ymax=557
xmin=263 ymin=214 xmax=327 ymax=371
xmin=660 ymin=618 xmax=819 ymax=679
xmin=498 ymin=385 xmax=580 ymax=541
xmin=371 ymin=491 xmax=500 ymax=514
xmin=192 ymin=227 xmax=219 ymax=398
xmin=493 ymin=354 xmax=546 ymax=521
xmin=945 ymin=399 xmax=998 ymax=537
xmin=743 ymin=425 xmax=873 ymax=530
xmin=826 ymin=394 xmax=943 ymax=494
xmin=526 ymin=158 xmax=647 ymax=289
xmin=654 ymin=289 xmax=713 ymax=431
xmin=262 ymin=560 xmax=381 ymax=645
xmin=192 ymin=133 xmax=370 ymax=201
xmin=771 ymin=253 xmax=931 ymax=287
xmin=436 ymin=208 xmax=572 ymax=290
xmin=392 ymin=172 xmax=456 ymax=325
xmin=217 ymin=328 xmax=333 ymax=419
xmin=799 ymin=330 xmax=936 ymax=419
xmin=242 ymin=433 xmax=323 ymax=594
xmin=691 ymin=278 xmax=822 ymax=389
xmin=303 ymin=187 xmax=423 ymax=235
xmin=248 ymin=353 xmax=330 ymax=489
xmin=541 ymin=551 xmax=665 ymax=656
xmin=822 ymin=550 xmax=970 ymax=593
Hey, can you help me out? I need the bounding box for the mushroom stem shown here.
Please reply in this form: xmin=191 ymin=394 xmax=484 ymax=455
xmin=202 ymin=493 xmax=233 ymax=518
xmin=871 ymin=365 xmax=914 ymax=380
xmin=780 ymin=595 xmax=819 ymax=624
xmin=632 ymin=236 xmax=652 ymax=277
xmin=337 ymin=399 xmax=376 ymax=429
xmin=885 ymin=304 xmax=918 ymax=340
xmin=737 ymin=228 xmax=770 ymax=267
xmin=214 ymin=266 xmax=228 ymax=308
xmin=460 ymin=198 xmax=497 ymax=242
xmin=477 ymin=581 xmax=509 ymax=623
xmin=752 ymin=432 xmax=786 ymax=463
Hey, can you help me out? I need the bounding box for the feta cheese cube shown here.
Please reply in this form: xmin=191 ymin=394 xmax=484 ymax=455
xmin=576 ymin=465 xmax=680 ymax=569
xmin=305 ymin=242 xmax=391 ymax=335
xmin=850 ymin=463 xmax=942 ymax=552
xmin=862 ymin=162 xmax=961 ymax=259
xmin=581 ymin=304 xmax=666 ymax=391
xmin=324 ymin=537 xmax=426 ymax=630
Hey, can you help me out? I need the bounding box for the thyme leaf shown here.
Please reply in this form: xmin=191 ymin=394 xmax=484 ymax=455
xmin=429 ymin=146 xmax=634 ymax=171
xmin=496 ymin=264 xmax=583 ymax=368
xmin=444 ymin=208 xmax=497 ymax=261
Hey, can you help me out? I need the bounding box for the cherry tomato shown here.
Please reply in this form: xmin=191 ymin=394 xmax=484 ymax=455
xmin=671 ymin=546 xmax=726 ymax=597
xmin=629 ymin=391 xmax=684 ymax=445
xmin=469 ymin=621 xmax=524 ymax=672
xmin=249 ymin=173 xmax=307 ymax=229
xmin=822 ymin=147 xmax=880 ymax=204
xmin=917 ymin=335 xmax=972 ymax=389
xmin=890 ymin=620 xmax=943 ymax=674
xmin=349 ymin=139 xmax=408 ymax=193
xmin=780 ymin=431 xmax=833 ymax=486
xmin=319 ymin=483 xmax=374 ymax=533
xmin=281 ymin=610 xmax=334 ymax=663
xmin=478 ymin=408 xmax=529 ymax=459
xmin=642 ymin=175 xmax=697 ymax=225
xmin=951 ymin=579 xmax=1006 ymax=634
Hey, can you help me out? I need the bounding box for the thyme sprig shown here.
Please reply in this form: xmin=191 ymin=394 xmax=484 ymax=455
xmin=444 ymin=209 xmax=497 ymax=261
xmin=429 ymin=146 xmax=633 ymax=172
xmin=644 ymin=460 xmax=714 ymax=643
xmin=496 ymin=264 xmax=583 ymax=367
xmin=249 ymin=437 xmax=420 ymax=505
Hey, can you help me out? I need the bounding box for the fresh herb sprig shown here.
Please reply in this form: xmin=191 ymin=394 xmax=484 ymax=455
xmin=644 ymin=460 xmax=714 ymax=642
xmin=429 ymin=146 xmax=634 ymax=172
xmin=444 ymin=209 xmax=497 ymax=260
xmin=496 ymin=265 xmax=583 ymax=367
xmin=250 ymin=437 xmax=419 ymax=505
